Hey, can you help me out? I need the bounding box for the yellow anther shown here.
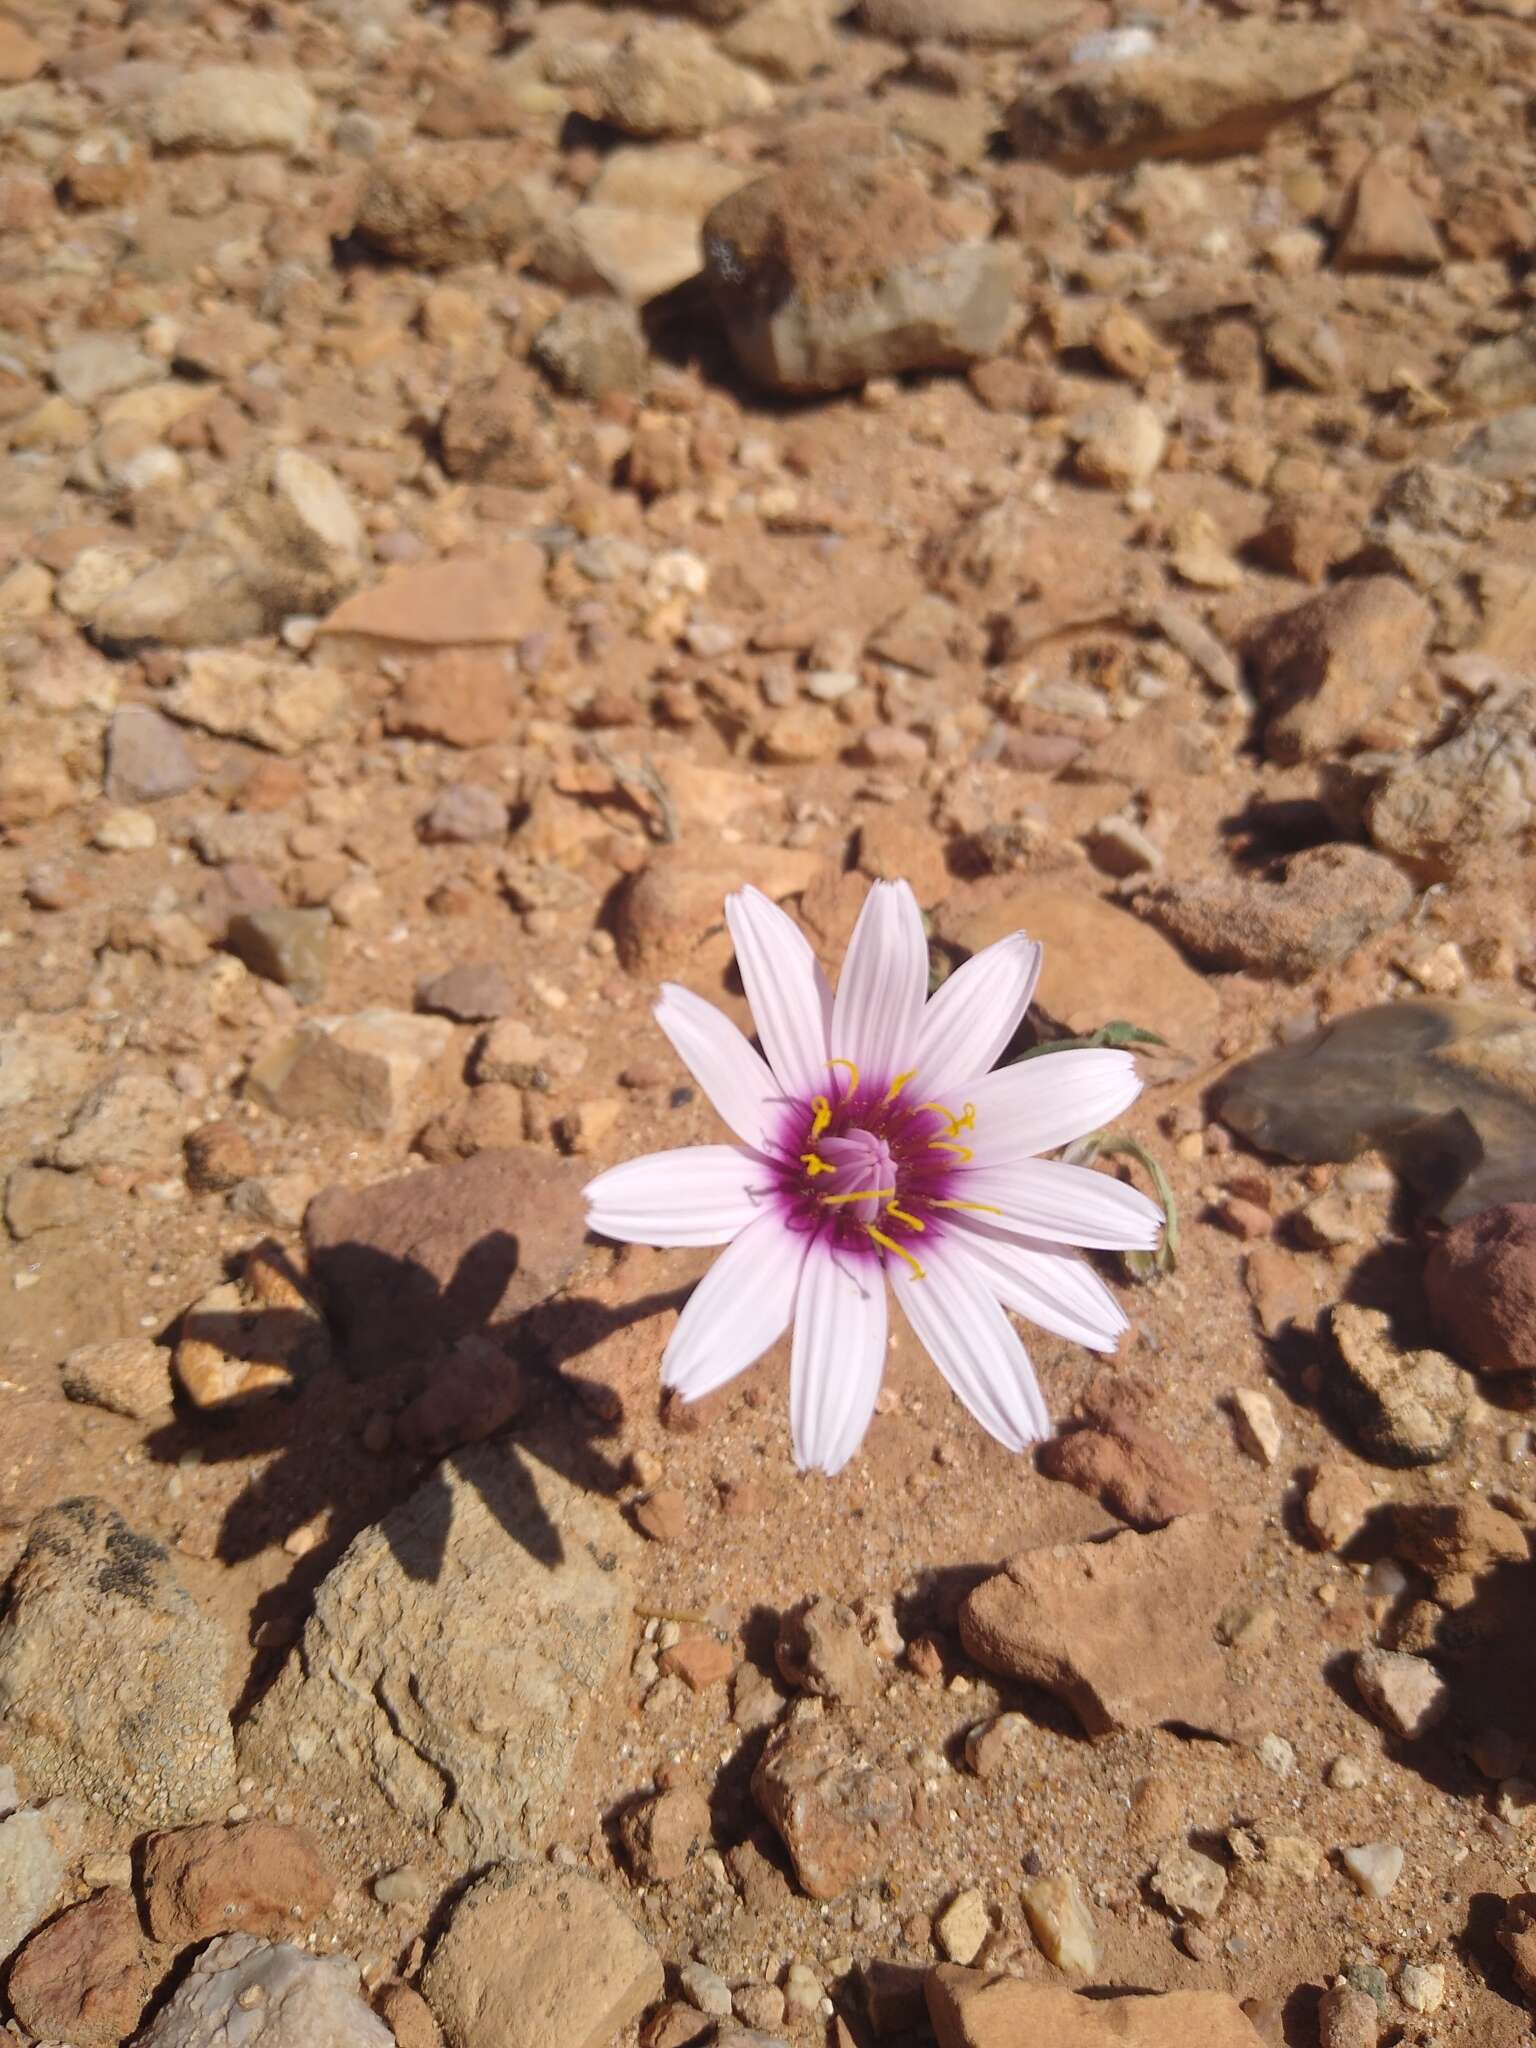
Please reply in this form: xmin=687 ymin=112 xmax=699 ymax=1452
xmin=884 ymin=1069 xmax=917 ymax=1104
xmin=822 ymin=1186 xmax=895 ymax=1207
xmin=927 ymin=1197 xmax=1003 ymax=1216
xmin=866 ymin=1226 xmax=924 ymax=1279
xmin=929 ymin=1140 xmax=974 ymax=1163
xmin=918 ymin=1098 xmax=976 ymax=1137
xmin=828 ymin=1057 xmax=861 ymax=1092
xmin=810 ymin=1094 xmax=832 ymax=1140
xmin=886 ymin=1204 xmax=925 ymax=1232
xmin=800 ymin=1152 xmax=836 ymax=1177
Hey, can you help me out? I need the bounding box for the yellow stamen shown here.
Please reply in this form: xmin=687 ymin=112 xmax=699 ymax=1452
xmin=927 ymin=1197 xmax=1003 ymax=1216
xmin=823 ymin=1187 xmax=895 ymax=1206
xmin=809 ymin=1094 xmax=832 ymax=1140
xmin=828 ymin=1057 xmax=861 ymax=1092
xmin=866 ymin=1225 xmax=924 ymax=1279
xmin=929 ymin=1141 xmax=974 ymax=1163
xmin=884 ymin=1069 xmax=917 ymax=1104
xmin=800 ymin=1152 xmax=835 ymax=1177
xmin=887 ymin=1204 xmax=925 ymax=1232
xmin=918 ymin=1099 xmax=977 ymax=1136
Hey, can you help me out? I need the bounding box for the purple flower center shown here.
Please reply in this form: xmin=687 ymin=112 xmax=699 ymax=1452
xmin=768 ymin=1062 xmax=981 ymax=1275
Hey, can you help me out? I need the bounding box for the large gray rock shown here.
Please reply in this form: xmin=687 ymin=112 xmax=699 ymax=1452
xmin=422 ymin=1862 xmax=663 ymax=2048
xmin=704 ymin=160 xmax=1020 ymax=394
xmin=239 ymin=1445 xmax=635 ymax=1865
xmin=136 ymin=1934 xmax=392 ymax=2048
xmin=0 ymin=1498 xmax=236 ymax=1827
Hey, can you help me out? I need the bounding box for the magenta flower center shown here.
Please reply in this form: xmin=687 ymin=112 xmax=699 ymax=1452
xmin=769 ymin=1060 xmax=985 ymax=1275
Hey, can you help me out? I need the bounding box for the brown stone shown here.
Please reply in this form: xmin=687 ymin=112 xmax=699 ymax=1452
xmin=142 ymin=1818 xmax=335 ymax=1944
xmin=618 ymin=1784 xmax=712 ymax=1881
xmin=5 ymin=1890 xmax=161 ymax=2048
xmin=393 ymin=1334 xmax=525 ymax=1456
xmin=319 ymin=544 xmax=547 ymax=648
xmin=354 ymin=148 xmax=536 ymax=268
xmin=926 ymin=1966 xmax=1267 ymax=2047
xmin=1302 ymin=1461 xmax=1376 ymax=1552
xmin=1425 ymin=1204 xmax=1536 ymax=1375
xmin=752 ymin=1703 xmax=911 ymax=1899
xmin=304 ymin=1149 xmax=587 ymax=1374
xmin=375 ymin=1982 xmax=445 ymax=2048
xmin=1246 ymin=575 xmax=1432 ymax=764
xmin=1039 ymin=1372 xmax=1214 ymax=1530
xmin=659 ymin=1636 xmax=735 ymax=1691
xmin=1137 ymin=845 xmax=1413 ymax=984
xmin=616 ymin=843 xmax=823 ymax=979
xmin=959 ymin=1510 xmax=1261 ymax=1737
xmin=1499 ymin=1895 xmax=1536 ymax=2003
xmin=383 ymin=648 xmax=520 ymax=747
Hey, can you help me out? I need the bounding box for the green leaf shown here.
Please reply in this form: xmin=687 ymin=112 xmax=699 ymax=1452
xmin=1010 ymin=1019 xmax=1169 ymax=1063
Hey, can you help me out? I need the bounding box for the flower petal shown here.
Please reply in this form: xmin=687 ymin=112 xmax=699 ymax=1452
xmin=950 ymin=1218 xmax=1128 ymax=1353
xmin=584 ymin=1145 xmax=775 ymax=1248
xmin=726 ymin=886 xmax=834 ymax=1100
xmin=960 ymin=1156 xmax=1163 ymax=1251
xmin=830 ymin=879 xmax=928 ymax=1085
xmin=662 ymin=1211 xmax=806 ymax=1400
xmin=893 ymin=1238 xmax=1050 ymax=1450
xmin=654 ymin=983 xmax=779 ymax=1150
xmin=790 ymin=1241 xmax=888 ymax=1475
xmin=966 ymin=1048 xmax=1143 ymax=1162
xmin=915 ymin=932 xmax=1042 ymax=1096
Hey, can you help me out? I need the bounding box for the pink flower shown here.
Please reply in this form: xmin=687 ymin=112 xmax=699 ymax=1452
xmin=584 ymin=881 xmax=1160 ymax=1474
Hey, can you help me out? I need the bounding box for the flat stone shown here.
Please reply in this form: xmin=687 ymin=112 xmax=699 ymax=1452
xmin=239 ymin=1446 xmax=634 ymax=1865
xmin=246 ymin=1009 xmax=455 ymax=1135
xmin=149 ymin=67 xmax=314 ymax=152
xmin=1216 ymin=1000 xmax=1536 ymax=1224
xmin=142 ymin=1819 xmax=335 ymax=1943
xmin=51 ymin=333 xmax=159 ymax=405
xmin=926 ymin=1968 xmax=1267 ymax=2048
xmin=616 ymin=843 xmax=823 ymax=979
xmin=135 ymin=1933 xmax=391 ymax=2048
xmin=937 ymin=880 xmax=1220 ymax=1079
xmin=0 ymin=1497 xmax=236 ymax=1826
xmin=1038 ymin=1371 xmax=1213 ymax=1529
xmin=49 ymin=1070 xmax=184 ymax=1172
xmin=704 ymin=161 xmax=1019 ymax=394
xmin=318 ymin=543 xmax=548 ymax=648
xmin=1007 ymin=18 xmax=1364 ymax=169
xmin=958 ymin=1510 xmax=1261 ymax=1737
xmin=303 ymin=1147 xmax=586 ymax=1373
xmin=421 ymin=1861 xmax=663 ymax=2048
xmin=105 ymin=702 xmax=198 ymax=802
xmin=163 ymin=651 xmax=352 ymax=755
xmin=1137 ymin=844 xmax=1412 ymax=983
xmin=417 ymin=961 xmax=519 ymax=1022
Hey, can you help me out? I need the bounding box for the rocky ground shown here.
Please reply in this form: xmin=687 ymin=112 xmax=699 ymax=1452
xmin=1 ymin=0 xmax=1536 ymax=2042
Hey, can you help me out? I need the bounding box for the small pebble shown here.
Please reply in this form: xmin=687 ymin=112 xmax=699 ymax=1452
xmin=1339 ymin=1841 xmax=1404 ymax=1900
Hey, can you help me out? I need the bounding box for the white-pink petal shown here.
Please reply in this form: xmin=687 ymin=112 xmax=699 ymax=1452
xmin=962 ymin=1156 xmax=1163 ymax=1251
xmin=914 ymin=932 xmax=1041 ymax=1098
xmin=950 ymin=1218 xmax=1128 ymax=1353
xmin=966 ymin=1048 xmax=1143 ymax=1163
xmin=661 ymin=1211 xmax=806 ymax=1400
xmin=654 ymin=982 xmax=779 ymax=1152
xmin=725 ymin=885 xmax=834 ymax=1101
xmin=830 ymin=879 xmax=927 ymax=1087
xmin=789 ymin=1241 xmax=888 ymax=1475
xmin=892 ymin=1239 xmax=1050 ymax=1451
xmin=584 ymin=1145 xmax=773 ymax=1248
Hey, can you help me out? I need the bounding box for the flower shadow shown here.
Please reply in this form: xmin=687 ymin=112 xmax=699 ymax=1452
xmin=144 ymin=1231 xmax=686 ymax=1709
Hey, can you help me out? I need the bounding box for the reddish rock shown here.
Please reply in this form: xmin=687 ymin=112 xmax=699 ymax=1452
xmin=1302 ymin=1461 xmax=1375 ymax=1552
xmin=6 ymin=1891 xmax=162 ymax=2048
xmin=383 ymin=648 xmax=520 ymax=747
xmin=959 ymin=1511 xmax=1261 ymax=1738
xmin=1391 ymin=1499 xmax=1529 ymax=1581
xmin=1038 ymin=1372 xmax=1214 ymax=1529
xmin=1425 ymin=1204 xmax=1536 ymax=1375
xmin=927 ymin=1966 xmax=1268 ymax=2047
xmin=618 ymin=1783 xmax=712 ymax=1881
xmin=752 ymin=1703 xmax=911 ymax=1900
xmin=1246 ymin=575 xmax=1433 ymax=763
xmin=393 ymin=1334 xmax=524 ymax=1457
xmin=318 ymin=543 xmax=547 ymax=648
xmin=659 ymin=1636 xmax=735 ymax=1691
xmin=142 ymin=1818 xmax=336 ymax=1944
xmin=304 ymin=1148 xmax=587 ymax=1374
xmin=375 ymin=1980 xmax=445 ymax=2048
